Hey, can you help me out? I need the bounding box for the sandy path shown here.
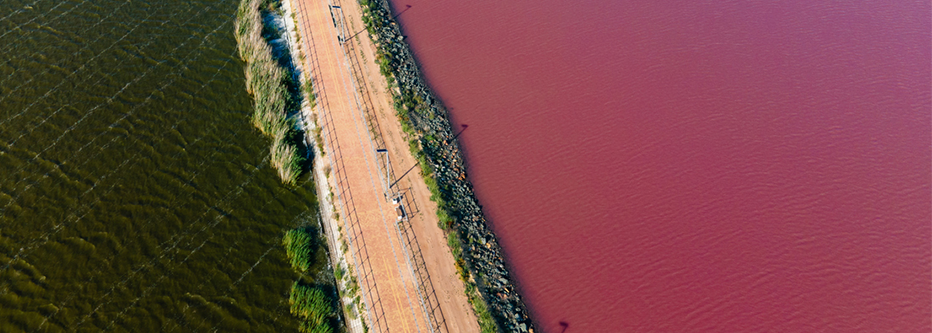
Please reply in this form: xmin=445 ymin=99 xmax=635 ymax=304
xmin=293 ymin=1 xmax=427 ymax=332
xmin=290 ymin=0 xmax=480 ymax=332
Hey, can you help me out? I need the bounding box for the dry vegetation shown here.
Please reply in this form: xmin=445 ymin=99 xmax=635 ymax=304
xmin=235 ymin=0 xmax=303 ymax=185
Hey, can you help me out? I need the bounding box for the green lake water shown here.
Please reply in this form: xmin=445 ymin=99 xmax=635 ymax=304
xmin=0 ymin=0 xmax=328 ymax=331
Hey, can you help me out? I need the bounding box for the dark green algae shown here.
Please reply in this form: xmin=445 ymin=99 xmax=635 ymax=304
xmin=0 ymin=0 xmax=332 ymax=331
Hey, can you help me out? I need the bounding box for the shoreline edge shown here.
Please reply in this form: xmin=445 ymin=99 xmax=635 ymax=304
xmin=359 ymin=1 xmax=536 ymax=332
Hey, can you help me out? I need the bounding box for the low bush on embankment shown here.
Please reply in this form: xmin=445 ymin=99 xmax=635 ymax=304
xmin=358 ymin=1 xmax=535 ymax=332
xmin=235 ymin=0 xmax=304 ymax=185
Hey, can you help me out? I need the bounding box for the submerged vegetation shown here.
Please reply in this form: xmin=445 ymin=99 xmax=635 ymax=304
xmin=235 ymin=0 xmax=304 ymax=185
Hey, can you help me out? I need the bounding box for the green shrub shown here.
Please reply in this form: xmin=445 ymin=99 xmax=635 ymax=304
xmin=334 ymin=264 xmax=345 ymax=282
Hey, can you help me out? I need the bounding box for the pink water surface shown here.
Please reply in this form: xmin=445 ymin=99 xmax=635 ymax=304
xmin=390 ymin=1 xmax=931 ymax=331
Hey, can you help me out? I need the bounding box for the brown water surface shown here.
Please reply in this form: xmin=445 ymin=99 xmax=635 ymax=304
xmin=391 ymin=1 xmax=931 ymax=331
xmin=0 ymin=1 xmax=328 ymax=331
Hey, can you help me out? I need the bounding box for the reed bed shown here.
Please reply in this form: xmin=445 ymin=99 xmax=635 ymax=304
xmin=290 ymin=282 xmax=335 ymax=333
xmin=235 ymin=0 xmax=303 ymax=185
xmin=283 ymin=227 xmax=316 ymax=272
xmin=237 ymin=0 xmax=342 ymax=331
xmin=282 ymin=225 xmax=340 ymax=332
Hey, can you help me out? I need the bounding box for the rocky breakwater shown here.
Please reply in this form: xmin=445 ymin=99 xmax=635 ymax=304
xmin=359 ymin=1 xmax=534 ymax=332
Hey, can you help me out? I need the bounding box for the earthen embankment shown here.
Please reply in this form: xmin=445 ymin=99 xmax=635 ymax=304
xmin=360 ymin=1 xmax=535 ymax=332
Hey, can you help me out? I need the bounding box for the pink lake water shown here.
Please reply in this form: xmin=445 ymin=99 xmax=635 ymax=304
xmin=390 ymin=1 xmax=931 ymax=331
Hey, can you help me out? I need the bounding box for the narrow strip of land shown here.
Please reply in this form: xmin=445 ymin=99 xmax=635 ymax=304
xmin=291 ymin=0 xmax=479 ymax=332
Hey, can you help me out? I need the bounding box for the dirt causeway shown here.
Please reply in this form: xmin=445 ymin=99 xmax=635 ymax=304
xmin=291 ymin=0 xmax=480 ymax=332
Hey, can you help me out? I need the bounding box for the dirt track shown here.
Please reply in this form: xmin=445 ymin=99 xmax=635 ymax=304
xmin=290 ymin=0 xmax=480 ymax=332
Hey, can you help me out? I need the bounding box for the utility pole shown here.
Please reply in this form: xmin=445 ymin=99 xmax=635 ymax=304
xmin=343 ymin=5 xmax=412 ymax=44
xmin=376 ymin=149 xmax=394 ymax=200
xmin=389 ymin=124 xmax=468 ymax=189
